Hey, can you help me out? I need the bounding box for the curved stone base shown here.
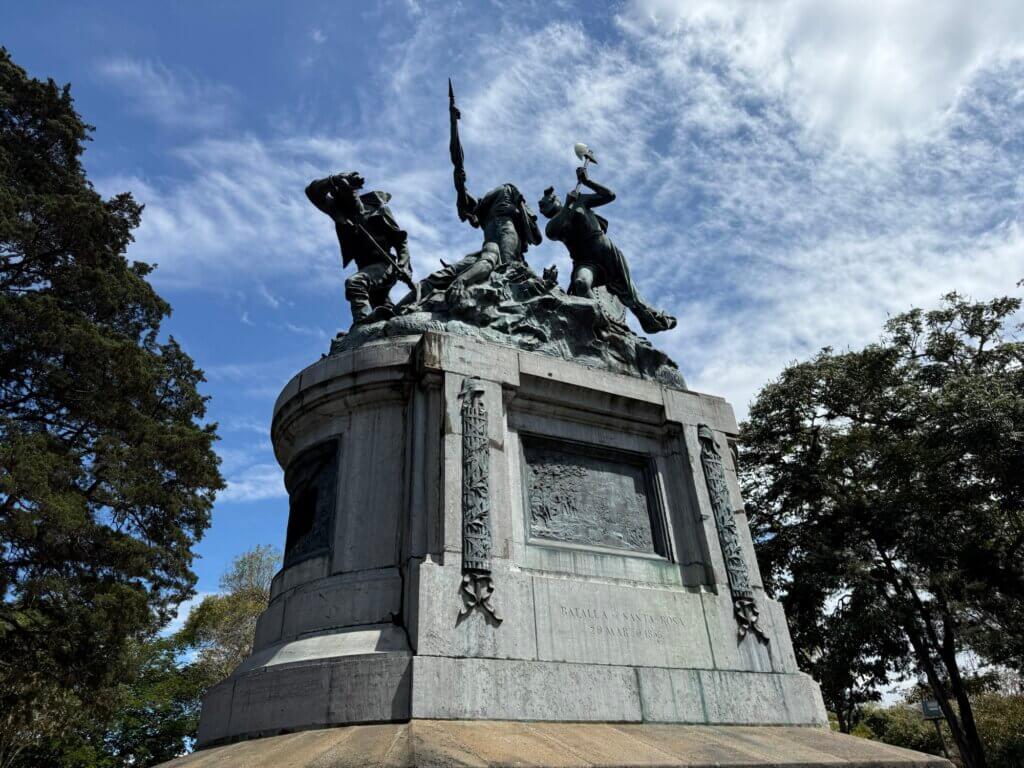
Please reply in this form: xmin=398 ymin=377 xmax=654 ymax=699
xmin=196 ymin=625 xmax=412 ymax=746
xmin=198 ymin=639 xmax=827 ymax=747
xmin=162 ymin=720 xmax=950 ymax=768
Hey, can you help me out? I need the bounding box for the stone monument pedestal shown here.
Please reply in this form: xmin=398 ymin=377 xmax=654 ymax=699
xmin=167 ymin=720 xmax=950 ymax=768
xmin=169 ymin=331 xmax=947 ymax=768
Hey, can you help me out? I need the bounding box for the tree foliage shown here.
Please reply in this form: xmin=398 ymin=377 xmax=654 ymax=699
xmin=0 ymin=46 xmax=223 ymax=756
xmin=798 ymin=589 xmax=910 ymax=733
xmin=2 ymin=544 xmax=278 ymax=768
xmin=7 ymin=637 xmax=207 ymax=768
xmin=971 ymin=693 xmax=1024 ymax=768
xmin=177 ymin=545 xmax=279 ymax=684
xmin=859 ymin=704 xmax=948 ymax=756
xmin=741 ymin=292 xmax=1024 ymax=768
xmin=857 ymin=694 xmax=1024 ymax=768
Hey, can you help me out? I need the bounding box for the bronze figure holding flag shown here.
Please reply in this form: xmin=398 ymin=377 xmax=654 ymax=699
xmin=413 ymin=80 xmax=542 ymax=310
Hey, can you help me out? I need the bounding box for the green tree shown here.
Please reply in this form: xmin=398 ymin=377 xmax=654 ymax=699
xmin=856 ymin=694 xmax=1024 ymax=768
xmin=178 ymin=545 xmax=280 ymax=684
xmin=99 ymin=638 xmax=207 ymax=767
xmin=859 ymin=704 xmax=948 ymax=756
xmin=741 ymin=292 xmax=1024 ymax=768
xmin=1 ymin=546 xmax=279 ymax=768
xmin=0 ymin=46 xmax=223 ymax=758
xmin=796 ymin=588 xmax=909 ymax=733
xmin=972 ymin=693 xmax=1024 ymax=768
xmin=7 ymin=637 xmax=206 ymax=768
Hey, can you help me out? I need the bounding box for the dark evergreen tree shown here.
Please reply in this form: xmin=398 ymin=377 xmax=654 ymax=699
xmin=0 ymin=47 xmax=223 ymax=763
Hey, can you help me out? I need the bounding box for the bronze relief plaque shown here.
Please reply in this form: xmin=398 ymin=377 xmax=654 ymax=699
xmin=522 ymin=437 xmax=664 ymax=556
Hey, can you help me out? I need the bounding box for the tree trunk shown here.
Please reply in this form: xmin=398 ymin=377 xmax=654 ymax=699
xmin=836 ymin=706 xmax=849 ymax=734
xmin=897 ymin=597 xmax=984 ymax=768
xmin=939 ymin=606 xmax=988 ymax=768
xmin=871 ymin=550 xmax=982 ymax=768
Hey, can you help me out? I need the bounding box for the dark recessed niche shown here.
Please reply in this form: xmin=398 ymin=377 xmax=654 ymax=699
xmin=283 ymin=439 xmax=339 ymax=567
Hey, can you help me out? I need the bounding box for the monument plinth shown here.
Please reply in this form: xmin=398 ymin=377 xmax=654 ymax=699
xmin=175 ymin=331 xmax=948 ymax=768
xmin=198 ymin=329 xmax=825 ymax=746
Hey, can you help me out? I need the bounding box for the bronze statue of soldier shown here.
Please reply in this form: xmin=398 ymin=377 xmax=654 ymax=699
xmin=539 ymin=164 xmax=676 ymax=334
xmin=409 ymin=81 xmax=542 ymax=310
xmin=305 ymin=171 xmax=414 ymax=325
xmin=430 ymin=173 xmax=542 ymax=306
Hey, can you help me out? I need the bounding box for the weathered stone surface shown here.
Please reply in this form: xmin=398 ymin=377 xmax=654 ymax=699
xmin=763 ymin=596 xmax=801 ymax=673
xmin=512 ymin=539 xmax=684 ymax=586
xmin=278 ymin=569 xmax=401 ymax=642
xmin=410 ymin=657 xmax=643 ymax=722
xmin=194 ymin=681 xmax=233 ymax=748
xmin=331 ymin=402 xmax=407 ymax=574
xmin=228 ymin=662 xmax=333 ymax=737
xmin=635 ymin=667 xmax=707 ymax=723
xmin=269 ymin=554 xmax=328 ymax=602
xmin=415 ymin=562 xmax=537 ymax=661
xmin=699 ymin=591 xmax=773 ymax=673
xmin=418 ymin=331 xmax=520 ymax=385
xmin=331 ymin=264 xmax=687 ymax=388
xmin=516 ymin=349 xmax=665 ymax=407
xmin=198 ymin=653 xmax=412 ymax=747
xmin=238 ymin=625 xmax=409 ymax=674
xmin=326 ymin=655 xmax=412 ymax=725
xmin=283 ymin=439 xmax=339 ymax=568
xmin=532 ymin=577 xmax=713 ymax=669
xmin=638 ymin=667 xmax=829 ymax=727
xmin=251 ymin=598 xmax=285 ymax=651
xmin=697 ymin=670 xmax=827 ymax=726
xmin=161 ymin=721 xmax=952 ymax=768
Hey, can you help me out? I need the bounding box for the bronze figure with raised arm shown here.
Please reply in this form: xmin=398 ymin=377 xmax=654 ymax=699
xmin=539 ymin=164 xmax=676 ymax=334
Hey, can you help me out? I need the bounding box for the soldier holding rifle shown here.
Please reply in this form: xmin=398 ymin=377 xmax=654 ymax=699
xmin=305 ymin=171 xmax=414 ymax=325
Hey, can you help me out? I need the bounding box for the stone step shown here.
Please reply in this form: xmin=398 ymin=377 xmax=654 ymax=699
xmin=160 ymin=720 xmax=951 ymax=768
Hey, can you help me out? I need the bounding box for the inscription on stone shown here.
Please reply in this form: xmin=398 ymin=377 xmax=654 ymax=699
xmin=533 ymin=578 xmax=715 ymax=668
xmin=523 ymin=437 xmax=661 ymax=555
xmin=559 ymin=605 xmax=683 ymax=642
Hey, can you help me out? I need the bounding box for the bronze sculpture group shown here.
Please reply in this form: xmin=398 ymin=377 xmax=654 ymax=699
xmin=305 ymin=80 xmax=676 ymax=335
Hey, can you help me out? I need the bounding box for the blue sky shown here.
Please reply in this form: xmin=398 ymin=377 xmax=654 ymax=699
xmin=5 ymin=0 xmax=1023 ymax=608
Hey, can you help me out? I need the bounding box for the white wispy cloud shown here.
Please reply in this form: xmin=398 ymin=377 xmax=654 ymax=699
xmin=219 ymin=462 xmax=286 ymax=504
xmin=258 ymin=284 xmax=284 ymax=309
xmin=104 ymin=0 xmax=1024 ymax=418
xmin=214 ymin=432 xmax=284 ymax=506
xmin=97 ymin=57 xmax=238 ymax=130
xmin=280 ymin=322 xmax=329 ymax=339
xmin=627 ymin=0 xmax=1024 ymax=152
xmin=221 ymin=415 xmax=270 ymax=434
